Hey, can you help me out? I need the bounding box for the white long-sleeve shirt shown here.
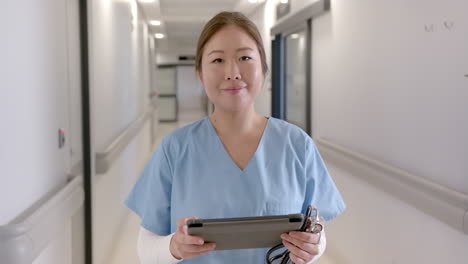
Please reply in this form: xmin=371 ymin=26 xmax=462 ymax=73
xmin=137 ymin=226 xmax=327 ymax=264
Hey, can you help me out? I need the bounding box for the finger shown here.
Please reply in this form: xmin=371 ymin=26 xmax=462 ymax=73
xmin=180 ymin=242 xmax=216 ymax=253
xmin=289 ymin=252 xmax=307 ymax=264
xmin=282 ymin=240 xmax=313 ymax=261
xmin=183 ymin=246 xmax=216 ymax=259
xmin=177 ymin=223 xmax=185 ymax=234
xmin=179 ymin=233 xmax=205 ymax=245
xmin=176 ymin=224 xmax=192 ymax=238
xmin=281 ymin=234 xmax=318 ymax=255
xmin=176 ymin=217 xmax=197 ymax=234
xmin=177 ymin=216 xmax=198 ymax=228
xmin=288 ymin=231 xmax=321 ymax=244
xmin=177 ymin=217 xmax=187 ymax=228
xmin=173 ymin=229 xmax=204 ymax=246
xmin=184 ymin=216 xmax=199 ymax=225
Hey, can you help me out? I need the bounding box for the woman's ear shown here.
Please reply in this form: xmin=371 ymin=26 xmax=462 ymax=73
xmin=197 ymin=70 xmax=203 ymax=83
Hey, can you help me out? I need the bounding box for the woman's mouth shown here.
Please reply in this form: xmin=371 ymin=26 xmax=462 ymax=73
xmin=223 ymin=87 xmax=244 ymax=94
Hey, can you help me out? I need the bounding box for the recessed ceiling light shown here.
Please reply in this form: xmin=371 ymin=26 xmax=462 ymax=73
xmin=150 ymin=20 xmax=161 ymax=26
xmin=291 ymin=33 xmax=299 ymax=39
xmin=155 ymin=33 xmax=165 ymax=39
xmin=248 ymin=0 xmax=258 ymax=3
xmin=280 ymin=0 xmax=289 ymax=4
xmin=139 ymin=0 xmax=155 ymax=3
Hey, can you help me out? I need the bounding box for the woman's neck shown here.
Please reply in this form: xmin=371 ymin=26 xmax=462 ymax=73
xmin=209 ymin=106 xmax=266 ymax=138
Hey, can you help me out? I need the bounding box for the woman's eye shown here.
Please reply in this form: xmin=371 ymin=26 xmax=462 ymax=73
xmin=212 ymin=58 xmax=223 ymax=63
xmin=240 ymin=56 xmax=252 ymax=61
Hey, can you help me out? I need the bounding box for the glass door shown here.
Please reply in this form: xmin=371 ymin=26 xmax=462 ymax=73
xmin=284 ymin=27 xmax=308 ymax=132
xmin=272 ymin=21 xmax=311 ymax=134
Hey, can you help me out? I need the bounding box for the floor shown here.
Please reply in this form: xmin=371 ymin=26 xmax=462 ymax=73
xmin=108 ymin=111 xmax=336 ymax=264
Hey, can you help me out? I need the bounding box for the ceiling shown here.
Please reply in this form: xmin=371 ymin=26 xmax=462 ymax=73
xmin=138 ymin=0 xmax=267 ymax=56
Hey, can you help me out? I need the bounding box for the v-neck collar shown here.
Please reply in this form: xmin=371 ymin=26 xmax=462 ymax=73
xmin=206 ymin=116 xmax=271 ymax=173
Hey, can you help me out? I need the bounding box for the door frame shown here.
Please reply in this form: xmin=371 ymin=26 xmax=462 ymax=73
xmin=78 ymin=0 xmax=93 ymax=263
xmin=270 ymin=0 xmax=330 ymax=137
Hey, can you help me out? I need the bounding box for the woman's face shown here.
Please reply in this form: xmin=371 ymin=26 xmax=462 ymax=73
xmin=198 ymin=25 xmax=264 ymax=112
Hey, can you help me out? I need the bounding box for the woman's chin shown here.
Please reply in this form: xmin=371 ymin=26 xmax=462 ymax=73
xmin=214 ymin=101 xmax=252 ymax=112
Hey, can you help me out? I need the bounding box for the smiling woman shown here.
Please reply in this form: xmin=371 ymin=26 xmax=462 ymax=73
xmin=195 ymin=12 xmax=268 ymax=115
xmin=125 ymin=11 xmax=345 ymax=264
xmin=198 ymin=25 xmax=263 ymax=112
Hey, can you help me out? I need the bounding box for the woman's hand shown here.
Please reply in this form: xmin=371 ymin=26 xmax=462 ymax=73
xmin=169 ymin=216 xmax=216 ymax=260
xmin=280 ymin=231 xmax=321 ymax=264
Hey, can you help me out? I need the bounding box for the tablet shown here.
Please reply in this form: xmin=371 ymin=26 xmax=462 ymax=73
xmin=187 ymin=213 xmax=304 ymax=251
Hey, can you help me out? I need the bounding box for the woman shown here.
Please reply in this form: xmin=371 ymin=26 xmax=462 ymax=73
xmin=125 ymin=11 xmax=345 ymax=264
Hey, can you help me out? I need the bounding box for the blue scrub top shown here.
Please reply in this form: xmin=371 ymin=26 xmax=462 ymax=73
xmin=125 ymin=116 xmax=346 ymax=263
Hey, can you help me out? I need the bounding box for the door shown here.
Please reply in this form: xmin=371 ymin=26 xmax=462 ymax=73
xmin=271 ymin=21 xmax=312 ymax=135
xmin=284 ymin=25 xmax=310 ymax=132
xmin=157 ymin=66 xmax=178 ymax=122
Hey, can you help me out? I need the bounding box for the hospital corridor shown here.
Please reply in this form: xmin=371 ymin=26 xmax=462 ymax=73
xmin=1 ymin=0 xmax=468 ymax=264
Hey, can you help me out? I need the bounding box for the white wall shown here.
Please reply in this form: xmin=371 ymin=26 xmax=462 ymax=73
xmin=1 ymin=0 xmax=74 ymax=225
xmin=1 ymin=0 xmax=83 ymax=263
xmin=250 ymin=0 xmax=468 ymax=263
xmin=312 ymin=0 xmax=468 ymax=195
xmin=309 ymin=0 xmax=468 ymax=263
xmin=88 ymin=1 xmax=157 ymax=264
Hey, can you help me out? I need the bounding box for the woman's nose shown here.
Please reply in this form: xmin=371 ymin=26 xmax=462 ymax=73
xmin=225 ymin=62 xmax=241 ymax=80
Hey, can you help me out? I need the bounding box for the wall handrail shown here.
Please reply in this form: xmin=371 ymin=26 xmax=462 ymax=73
xmin=0 ymin=173 xmax=84 ymax=264
xmin=95 ymin=106 xmax=154 ymax=174
xmin=316 ymin=138 xmax=468 ymax=235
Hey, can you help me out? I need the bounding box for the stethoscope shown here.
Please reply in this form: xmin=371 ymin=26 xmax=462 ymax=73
xmin=266 ymin=205 xmax=323 ymax=264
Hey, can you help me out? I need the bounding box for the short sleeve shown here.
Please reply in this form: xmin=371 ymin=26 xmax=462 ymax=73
xmin=125 ymin=137 xmax=173 ymax=235
xmin=302 ymin=138 xmax=346 ymax=222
